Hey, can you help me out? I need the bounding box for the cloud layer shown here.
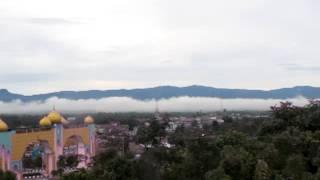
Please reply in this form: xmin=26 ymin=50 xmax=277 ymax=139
xmin=0 ymin=97 xmax=309 ymax=114
xmin=0 ymin=0 xmax=320 ymax=94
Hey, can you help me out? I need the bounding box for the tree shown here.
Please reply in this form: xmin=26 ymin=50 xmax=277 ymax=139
xmin=222 ymin=116 xmax=233 ymax=123
xmin=0 ymin=170 xmax=16 ymax=180
xmin=90 ymin=150 xmax=138 ymax=180
xmin=58 ymin=155 xmax=79 ymax=169
xmin=216 ymin=131 xmax=247 ymax=148
xmin=220 ymin=146 xmax=255 ymax=179
xmin=205 ymin=168 xmax=231 ymax=180
xmin=61 ymin=169 xmax=94 ymax=180
xmin=168 ymin=125 xmax=186 ymax=147
xmin=212 ymin=121 xmax=219 ymax=131
xmin=257 ymin=144 xmax=280 ymax=170
xmin=66 ymin=155 xmax=80 ymax=168
xmin=270 ymin=101 xmax=304 ymax=127
xmin=137 ymin=120 xmax=166 ymax=145
xmin=283 ymin=154 xmax=306 ymax=179
xmin=254 ymin=160 xmax=272 ymax=180
xmin=300 ymin=100 xmax=320 ymax=131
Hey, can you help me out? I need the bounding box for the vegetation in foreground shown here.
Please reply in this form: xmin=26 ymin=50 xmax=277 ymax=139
xmin=2 ymin=101 xmax=320 ymax=179
xmin=0 ymin=170 xmax=16 ymax=180
xmin=60 ymin=101 xmax=320 ymax=180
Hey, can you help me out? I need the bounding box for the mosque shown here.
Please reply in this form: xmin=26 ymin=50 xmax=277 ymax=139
xmin=0 ymin=110 xmax=96 ymax=179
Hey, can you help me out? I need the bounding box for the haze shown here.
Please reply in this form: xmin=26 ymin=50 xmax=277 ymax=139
xmin=0 ymin=96 xmax=308 ymax=114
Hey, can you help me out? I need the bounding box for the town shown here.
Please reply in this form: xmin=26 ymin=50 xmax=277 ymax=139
xmin=0 ymin=107 xmax=271 ymax=180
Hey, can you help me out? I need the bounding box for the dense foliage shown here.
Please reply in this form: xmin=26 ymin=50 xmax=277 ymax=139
xmin=61 ymin=101 xmax=320 ymax=180
xmin=0 ymin=170 xmax=16 ymax=180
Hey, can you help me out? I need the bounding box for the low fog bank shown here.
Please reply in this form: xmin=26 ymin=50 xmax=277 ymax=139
xmin=0 ymin=96 xmax=310 ymax=114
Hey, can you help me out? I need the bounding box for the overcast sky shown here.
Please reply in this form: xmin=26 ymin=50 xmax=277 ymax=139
xmin=0 ymin=0 xmax=319 ymax=95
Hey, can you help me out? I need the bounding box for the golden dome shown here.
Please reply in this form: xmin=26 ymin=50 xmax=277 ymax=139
xmin=39 ymin=116 xmax=52 ymax=127
xmin=61 ymin=116 xmax=69 ymax=125
xmin=0 ymin=119 xmax=9 ymax=132
xmin=48 ymin=111 xmax=62 ymax=124
xmin=84 ymin=116 xmax=94 ymax=124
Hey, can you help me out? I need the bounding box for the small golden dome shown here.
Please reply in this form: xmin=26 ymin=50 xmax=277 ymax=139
xmin=0 ymin=119 xmax=9 ymax=132
xmin=48 ymin=111 xmax=62 ymax=124
xmin=84 ymin=116 xmax=94 ymax=124
xmin=61 ymin=116 xmax=69 ymax=125
xmin=39 ymin=116 xmax=52 ymax=127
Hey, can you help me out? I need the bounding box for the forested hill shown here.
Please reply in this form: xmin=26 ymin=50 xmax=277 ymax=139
xmin=0 ymin=85 xmax=319 ymax=102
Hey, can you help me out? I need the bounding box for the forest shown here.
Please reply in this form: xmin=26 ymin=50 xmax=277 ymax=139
xmin=58 ymin=101 xmax=320 ymax=180
xmin=1 ymin=101 xmax=320 ymax=179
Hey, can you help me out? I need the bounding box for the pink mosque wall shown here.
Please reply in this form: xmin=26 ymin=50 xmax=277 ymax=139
xmin=0 ymin=124 xmax=95 ymax=179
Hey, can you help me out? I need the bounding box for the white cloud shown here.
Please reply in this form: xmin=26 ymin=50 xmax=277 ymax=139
xmin=0 ymin=96 xmax=309 ymax=114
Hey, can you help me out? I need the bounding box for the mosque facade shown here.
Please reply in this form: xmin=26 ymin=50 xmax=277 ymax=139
xmin=0 ymin=111 xmax=96 ymax=179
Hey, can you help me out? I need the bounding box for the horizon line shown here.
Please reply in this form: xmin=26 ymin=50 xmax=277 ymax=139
xmin=0 ymin=84 xmax=319 ymax=96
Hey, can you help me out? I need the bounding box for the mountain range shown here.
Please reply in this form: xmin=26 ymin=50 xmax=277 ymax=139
xmin=0 ymin=85 xmax=319 ymax=102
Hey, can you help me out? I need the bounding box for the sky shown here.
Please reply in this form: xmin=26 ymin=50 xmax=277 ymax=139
xmin=0 ymin=0 xmax=320 ymax=95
